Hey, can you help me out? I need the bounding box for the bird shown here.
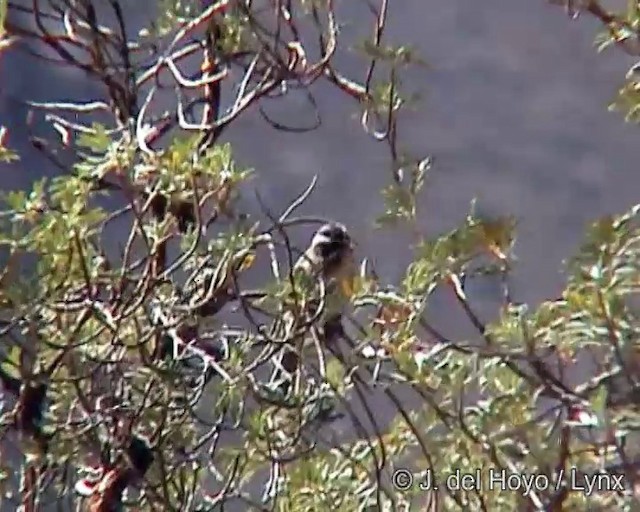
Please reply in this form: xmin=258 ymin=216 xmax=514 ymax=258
xmin=269 ymin=222 xmax=356 ymax=398
xmin=293 ymin=222 xmax=355 ymax=281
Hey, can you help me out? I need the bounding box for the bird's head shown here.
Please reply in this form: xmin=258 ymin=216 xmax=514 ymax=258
xmin=305 ymin=222 xmax=356 ymax=297
xmin=310 ymin=222 xmax=353 ymax=261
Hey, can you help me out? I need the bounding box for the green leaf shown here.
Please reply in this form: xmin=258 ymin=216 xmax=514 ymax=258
xmin=0 ymin=0 xmax=7 ymax=37
xmin=77 ymin=123 xmax=111 ymax=153
xmin=590 ymin=384 xmax=608 ymax=420
xmin=0 ymin=344 xmax=21 ymax=381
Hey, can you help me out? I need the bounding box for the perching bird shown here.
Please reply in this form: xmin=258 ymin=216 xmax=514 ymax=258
xmin=270 ymin=222 xmax=356 ymax=397
xmin=293 ymin=222 xmax=354 ymax=279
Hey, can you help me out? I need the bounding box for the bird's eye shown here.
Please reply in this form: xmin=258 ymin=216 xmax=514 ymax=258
xmin=317 ymin=224 xmax=334 ymax=237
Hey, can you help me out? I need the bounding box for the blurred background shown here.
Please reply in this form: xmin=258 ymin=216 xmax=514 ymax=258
xmin=1 ymin=0 xmax=639 ymax=330
xmin=2 ymin=2 xmax=640 ymax=508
